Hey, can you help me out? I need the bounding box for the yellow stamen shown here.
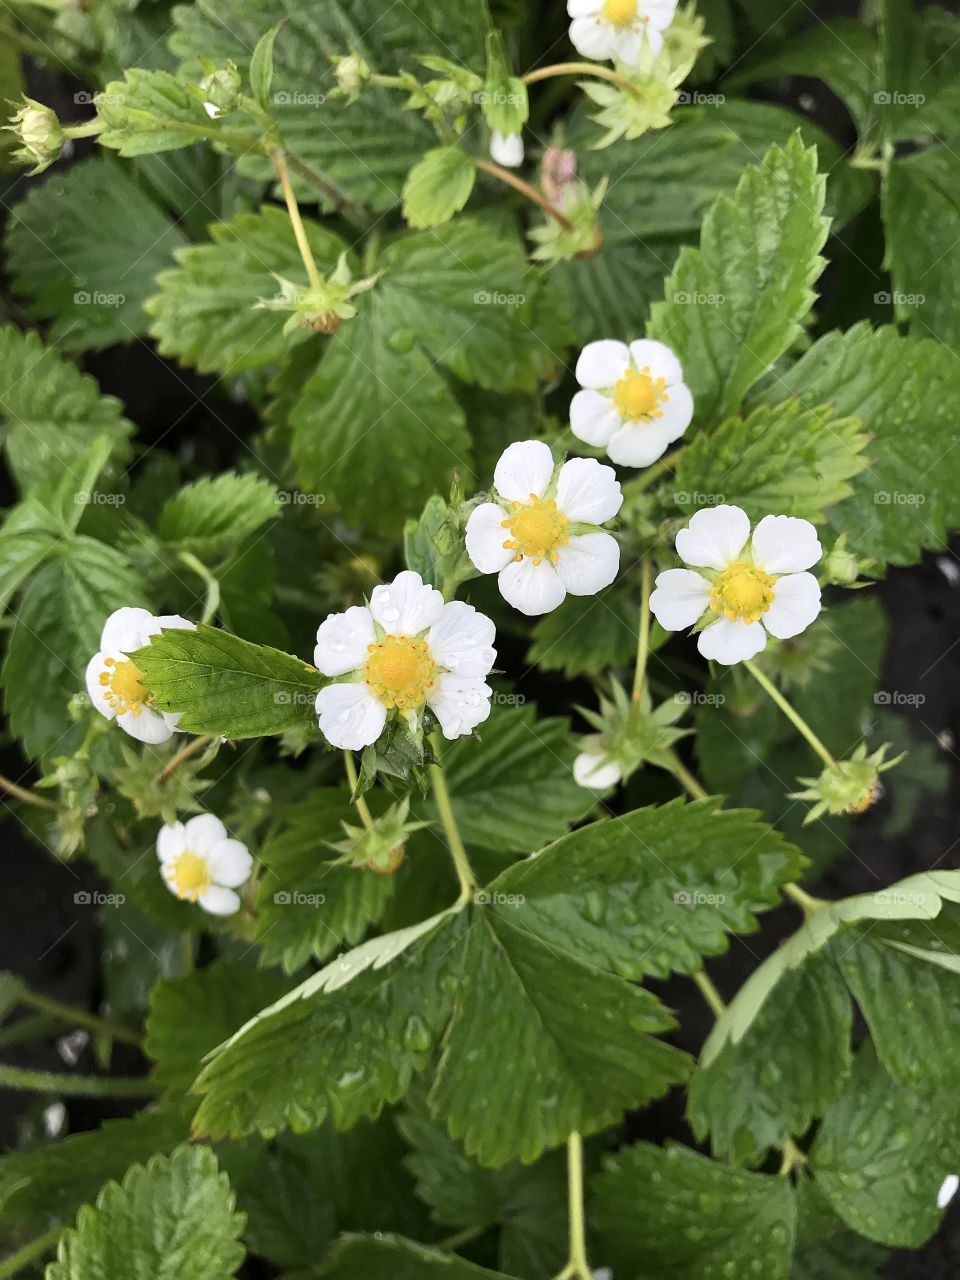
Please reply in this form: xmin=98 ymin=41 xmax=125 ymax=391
xmin=500 ymin=493 xmax=570 ymax=564
xmin=613 ymin=366 xmax=667 ymax=423
xmin=364 ymin=635 xmax=438 ymax=711
xmin=709 ymin=562 xmax=777 ymax=624
xmin=602 ymin=0 xmax=638 ymax=24
xmin=98 ymin=657 xmax=149 ymax=718
xmin=166 ymin=850 xmax=211 ymax=902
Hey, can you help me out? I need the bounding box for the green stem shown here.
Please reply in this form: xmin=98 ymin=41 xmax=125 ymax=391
xmin=159 ymin=734 xmax=215 ymax=786
xmin=62 ymin=120 xmax=104 ymax=140
xmin=633 ymin=557 xmax=652 ymax=700
xmin=624 ymin=449 xmax=681 ymax=495
xmin=664 ymin=750 xmax=709 ymax=801
xmin=437 ymin=1225 xmax=486 ymax=1253
xmin=0 ymin=1064 xmax=156 ymax=1097
xmin=782 ymin=882 xmax=827 ymax=918
xmin=0 ymin=773 xmax=57 ymax=810
xmin=0 ymin=1226 xmax=62 ymax=1280
xmin=343 ymin=751 xmax=375 ymax=831
xmin=744 ymin=661 xmax=838 ymax=770
xmin=474 ymin=157 xmax=575 ymax=233
xmin=273 ymin=148 xmax=324 ymax=291
xmin=553 ymin=1132 xmax=591 ymax=1280
xmin=692 ymin=970 xmax=725 ymax=1018
xmin=178 ymin=552 xmax=220 ymax=625
xmin=523 ymin=60 xmax=643 ymax=102
xmin=284 ymin=151 xmax=373 ymax=231
xmin=429 ymin=733 xmax=476 ymax=903
xmin=16 ymin=989 xmax=142 ymax=1049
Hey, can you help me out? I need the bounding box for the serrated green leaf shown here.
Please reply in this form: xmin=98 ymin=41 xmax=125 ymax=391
xmin=0 ymin=500 xmax=63 ymax=615
xmin=156 ymin=472 xmax=279 ymax=562
xmin=96 ymin=67 xmax=240 ymax=155
xmin=402 ymin=146 xmax=476 ymax=228
xmin=46 ymin=1144 xmax=246 ymax=1280
xmin=146 ymin=961 xmax=291 ymax=1094
xmin=877 ymin=2 xmax=960 ymax=141
xmin=487 ymin=797 xmax=804 ymax=979
xmin=130 ymin=624 xmax=322 ymax=739
xmin=648 ymin=134 xmax=829 ymax=428
xmin=791 ymin=1178 xmax=889 ymax=1280
xmin=765 ymin=323 xmax=960 ymax=567
xmin=674 ymin=399 xmax=869 ymax=524
xmin=0 ymin=325 xmax=133 ymax=493
xmin=525 ymin=588 xmax=637 ymax=679
xmin=591 ymin=1141 xmax=797 ymax=1279
xmin=4 ymin=157 xmax=186 ymax=352
xmin=418 ymin=705 xmax=594 ymax=854
xmin=144 ymin=206 xmax=350 ymax=376
xmin=321 ymin=1234 xmax=519 ymax=1278
xmin=810 ymin=1042 xmax=960 ymax=1248
xmin=253 ymin=790 xmax=396 ymax=972
xmin=687 ymin=948 xmax=853 ymax=1164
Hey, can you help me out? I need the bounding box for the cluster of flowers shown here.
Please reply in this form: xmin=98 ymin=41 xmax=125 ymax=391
xmin=84 ymin=334 xmax=826 ymax=914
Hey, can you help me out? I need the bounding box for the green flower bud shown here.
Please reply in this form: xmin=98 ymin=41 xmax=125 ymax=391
xmin=5 ymin=97 xmax=65 ymax=175
xmin=332 ymin=52 xmax=372 ymax=104
xmin=790 ymin=743 xmax=905 ymax=824
xmin=196 ymin=58 xmax=243 ymax=116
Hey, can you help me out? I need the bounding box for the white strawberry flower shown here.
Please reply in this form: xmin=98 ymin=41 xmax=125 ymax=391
xmin=157 ymin=813 xmax=253 ymax=916
xmin=490 ymin=130 xmax=524 ymax=168
xmin=313 ymin=570 xmax=496 ymax=750
xmin=465 ymin=440 xmax=623 ymax=616
xmin=650 ymin=505 xmax=823 ymax=666
xmin=567 ymin=0 xmax=679 ymax=64
xmin=573 ymin=748 xmax=622 ymax=790
xmin=571 ymin=338 xmax=693 ymax=467
xmin=85 ymin=607 xmax=195 ymax=744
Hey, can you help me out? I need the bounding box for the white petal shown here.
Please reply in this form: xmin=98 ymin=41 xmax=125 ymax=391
xmin=490 ymin=130 xmax=524 ymax=168
xmin=751 ymin=515 xmax=823 ymax=574
xmin=426 ymin=601 xmax=497 ymax=677
xmin=498 ymin=558 xmax=567 ymax=616
xmin=316 ymin=682 xmax=386 ymax=750
xmin=697 ymin=617 xmax=767 ymax=665
xmin=675 ymin=504 xmax=750 ymax=570
xmin=370 ymin=570 xmax=443 ymax=636
xmin=314 ymin=605 xmax=376 ymax=676
xmin=611 ymin=26 xmax=644 ymax=64
xmin=465 ymin=502 xmax=514 ymax=574
xmin=645 ymin=0 xmax=680 ymax=26
xmin=85 ymin=653 xmax=116 ymax=720
xmin=655 ymin=382 xmax=694 ymax=442
xmin=555 ymin=532 xmax=620 ymax=596
xmin=575 ymin=340 xmax=630 ymax=390
xmin=100 ymin=607 xmax=154 ymax=653
xmin=117 ymin=706 xmax=176 ymax=744
xmin=606 ymin=421 xmax=675 ymax=468
xmin=147 ymin=614 xmax=196 ymax=637
xmin=762 ymin=573 xmax=822 ymax=639
xmin=573 ymin=751 xmax=622 ymax=789
xmin=206 ymin=838 xmax=253 ymax=888
xmin=938 ymin=1174 xmax=959 ymax=1209
xmin=555 ymin=457 xmax=623 ymax=524
xmin=156 ymin=821 xmax=186 ymax=863
xmin=198 ymin=885 xmax=242 ymax=916
xmin=569 ymin=15 xmax=619 ymax=60
xmin=627 ymin=338 xmax=684 ymax=385
xmin=570 ymin=389 xmax=622 ymax=447
xmin=494 ymin=440 xmax=555 ymax=503
xmin=640 ymin=23 xmax=664 ymax=55
xmin=650 ymin=569 xmax=713 ymax=631
xmin=568 ymin=0 xmax=602 ymax=14
xmin=183 ymin=812 xmax=227 ymax=854
xmin=427 ymin=675 xmax=492 ymax=740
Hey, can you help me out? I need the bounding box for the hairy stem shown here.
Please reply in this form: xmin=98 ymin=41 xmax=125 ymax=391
xmin=744 ymin=660 xmax=838 ymax=770
xmin=474 ymin=157 xmax=575 ymax=233
xmin=0 ymin=1064 xmax=156 ymax=1097
xmin=272 ymin=148 xmax=324 ymax=291
xmin=523 ymin=61 xmax=643 ymax=101
xmin=633 ymin=557 xmax=653 ymax=700
xmin=343 ymin=751 xmax=375 ymax=831
xmin=0 ymin=774 xmax=57 ymax=810
xmin=429 ymin=734 xmax=476 ymax=903
xmin=0 ymin=1226 xmax=62 ymax=1280
xmin=159 ymin=734 xmax=215 ymax=786
xmin=552 ymin=1131 xmax=592 ymax=1280
xmin=283 ymin=151 xmax=373 ymax=232
xmin=178 ymin=552 xmax=220 ymax=626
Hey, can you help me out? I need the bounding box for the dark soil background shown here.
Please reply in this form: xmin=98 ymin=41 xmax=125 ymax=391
xmin=3 ymin=0 xmax=960 ymax=1275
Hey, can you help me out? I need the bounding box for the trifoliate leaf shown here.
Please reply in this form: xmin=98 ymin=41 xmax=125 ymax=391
xmin=648 ymin=133 xmax=829 ymax=428
xmin=96 ymin=67 xmax=241 ymax=155
xmin=487 ymin=797 xmax=804 ymax=979
xmin=674 ymin=399 xmax=869 ymax=524
xmin=810 ymin=1042 xmax=960 ymax=1248
xmin=130 ymin=624 xmax=322 ymax=739
xmin=401 ymin=146 xmax=476 ymax=228
xmin=591 ymin=1141 xmax=797 ymax=1279
xmin=687 ymin=947 xmax=853 ymax=1165
xmin=4 ymin=157 xmax=186 ymax=352
xmin=321 ymin=1234 xmax=521 ymax=1278
xmin=144 ymin=206 xmax=350 ymax=375
xmin=46 ymin=1145 xmax=246 ymax=1280
xmin=417 ymin=704 xmax=594 ymax=854
xmin=526 ymin=587 xmax=638 ymax=679
xmin=0 ymin=325 xmax=133 ymax=493
xmin=253 ymin=790 xmax=396 ymax=972
xmin=766 ymin=322 xmax=960 ymax=567
xmin=156 ymin=472 xmax=279 ymax=562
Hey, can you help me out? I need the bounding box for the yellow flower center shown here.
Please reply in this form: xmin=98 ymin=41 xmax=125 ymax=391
xmin=98 ymin=657 xmax=149 ymax=718
xmin=168 ymin=851 xmax=211 ymax=902
xmin=603 ymin=0 xmax=638 ymax=24
xmin=613 ymin=367 xmax=668 ymax=423
xmin=709 ymin=562 xmax=777 ymax=624
xmin=364 ymin=636 xmax=438 ymax=710
xmin=501 ymin=493 xmax=570 ymax=566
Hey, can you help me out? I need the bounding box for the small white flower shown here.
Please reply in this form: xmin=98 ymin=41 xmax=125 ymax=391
xmin=650 ymin=505 xmax=822 ymax=666
xmin=157 ymin=813 xmax=253 ymax=916
xmin=490 ymin=130 xmax=524 ymax=168
xmin=938 ymin=1173 xmax=959 ymax=1209
xmin=573 ymin=749 xmax=622 ymax=789
xmin=465 ymin=440 xmax=622 ymax=617
xmin=85 ymin=607 xmax=195 ymax=744
xmin=567 ymin=0 xmax=678 ymax=64
xmin=571 ymin=338 xmax=693 ymax=467
xmin=313 ymin=571 xmax=496 ymax=750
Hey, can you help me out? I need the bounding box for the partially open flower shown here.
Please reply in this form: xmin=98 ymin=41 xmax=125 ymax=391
xmin=790 ymin=743 xmax=904 ymax=824
xmin=5 ymin=97 xmax=65 ymax=175
xmin=314 ymin=571 xmax=496 ymax=750
xmin=571 ymin=338 xmax=693 ymax=466
xmin=573 ymin=745 xmax=623 ymax=789
xmin=465 ymin=441 xmax=622 ymax=616
xmin=157 ymin=813 xmax=253 ymax=915
xmin=567 ymin=0 xmax=679 ymax=64
xmin=650 ymin=505 xmax=823 ymax=665
xmin=85 ymin=608 xmax=195 ymax=744
xmin=490 ymin=129 xmax=524 ymax=168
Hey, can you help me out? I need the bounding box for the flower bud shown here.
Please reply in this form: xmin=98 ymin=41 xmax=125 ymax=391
xmin=332 ymin=53 xmax=372 ymax=104
xmin=5 ymin=97 xmax=65 ymax=174
xmin=197 ymin=59 xmax=243 ymax=117
xmin=490 ymin=130 xmax=524 ymax=168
